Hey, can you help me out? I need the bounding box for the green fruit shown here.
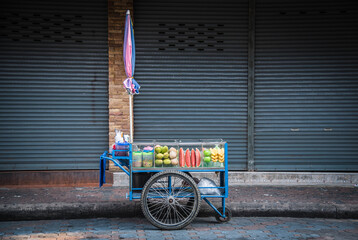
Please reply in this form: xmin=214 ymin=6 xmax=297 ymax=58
xmin=155 ymin=160 xmax=163 ymax=166
xmin=204 ymin=149 xmax=211 ymax=157
xmin=161 ymin=146 xmax=168 ymax=153
xmin=163 ymin=159 xmax=171 ymax=165
xmin=163 ymin=152 xmax=169 ymax=159
xmin=204 ymin=157 xmax=211 ymax=163
xmin=156 ymin=153 xmax=164 ymax=159
xmin=155 ymin=147 xmax=162 ymax=154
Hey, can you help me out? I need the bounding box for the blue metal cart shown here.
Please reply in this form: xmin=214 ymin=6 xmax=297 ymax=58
xmin=99 ymin=140 xmax=231 ymax=230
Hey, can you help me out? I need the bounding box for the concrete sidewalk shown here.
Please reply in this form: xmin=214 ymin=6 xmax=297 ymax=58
xmin=1 ymin=185 xmax=357 ymax=221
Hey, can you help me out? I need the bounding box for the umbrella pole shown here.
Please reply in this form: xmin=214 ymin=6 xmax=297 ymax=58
xmin=129 ymin=94 xmax=134 ymax=143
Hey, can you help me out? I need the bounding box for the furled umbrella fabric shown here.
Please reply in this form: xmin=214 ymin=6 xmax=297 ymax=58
xmin=123 ymin=10 xmax=140 ymax=95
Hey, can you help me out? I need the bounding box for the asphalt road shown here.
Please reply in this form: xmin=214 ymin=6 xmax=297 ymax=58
xmin=1 ymin=217 xmax=357 ymax=240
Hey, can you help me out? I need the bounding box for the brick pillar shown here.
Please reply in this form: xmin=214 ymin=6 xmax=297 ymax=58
xmin=108 ymin=0 xmax=133 ymax=170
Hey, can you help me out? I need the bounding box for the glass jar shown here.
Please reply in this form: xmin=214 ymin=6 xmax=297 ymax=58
xmin=142 ymin=150 xmax=154 ymax=168
xmin=132 ymin=151 xmax=143 ymax=167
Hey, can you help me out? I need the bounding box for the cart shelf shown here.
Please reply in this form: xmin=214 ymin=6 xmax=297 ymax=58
xmin=132 ymin=167 xmax=225 ymax=173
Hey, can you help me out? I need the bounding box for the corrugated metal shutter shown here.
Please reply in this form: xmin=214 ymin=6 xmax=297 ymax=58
xmin=133 ymin=0 xmax=248 ymax=170
xmin=255 ymin=0 xmax=358 ymax=170
xmin=0 ymin=0 xmax=109 ymax=170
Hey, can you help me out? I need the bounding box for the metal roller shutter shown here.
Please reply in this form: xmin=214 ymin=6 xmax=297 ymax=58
xmin=133 ymin=0 xmax=248 ymax=170
xmin=0 ymin=0 xmax=109 ymax=170
xmin=255 ymin=0 xmax=358 ymax=170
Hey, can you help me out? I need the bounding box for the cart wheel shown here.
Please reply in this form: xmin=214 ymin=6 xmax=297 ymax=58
xmin=215 ymin=207 xmax=232 ymax=223
xmin=141 ymin=170 xmax=201 ymax=230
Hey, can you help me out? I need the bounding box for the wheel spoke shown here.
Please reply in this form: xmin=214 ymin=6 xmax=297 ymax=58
xmin=151 ymin=201 xmax=167 ymax=219
xmin=174 ymin=201 xmax=192 ymax=216
xmin=150 ymin=183 xmax=167 ymax=198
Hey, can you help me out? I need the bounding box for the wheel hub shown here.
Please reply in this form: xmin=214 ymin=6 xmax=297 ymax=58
xmin=167 ymin=196 xmax=175 ymax=204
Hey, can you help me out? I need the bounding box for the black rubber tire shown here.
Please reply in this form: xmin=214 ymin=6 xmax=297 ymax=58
xmin=215 ymin=207 xmax=232 ymax=223
xmin=141 ymin=170 xmax=201 ymax=230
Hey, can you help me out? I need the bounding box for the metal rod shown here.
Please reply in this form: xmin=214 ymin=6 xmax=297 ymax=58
xmin=203 ymin=197 xmax=224 ymax=217
xmin=104 ymin=157 xmax=130 ymax=176
xmin=247 ymin=0 xmax=256 ymax=171
xmin=224 ymin=142 xmax=229 ymax=198
xmin=129 ymin=95 xmax=134 ymax=143
xmin=222 ymin=197 xmax=226 ymax=217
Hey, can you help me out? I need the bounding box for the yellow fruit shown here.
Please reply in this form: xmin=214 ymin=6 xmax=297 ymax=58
xmin=218 ymin=148 xmax=224 ymax=156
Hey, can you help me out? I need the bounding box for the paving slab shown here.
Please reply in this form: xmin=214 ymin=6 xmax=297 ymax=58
xmin=0 ymin=217 xmax=358 ymax=240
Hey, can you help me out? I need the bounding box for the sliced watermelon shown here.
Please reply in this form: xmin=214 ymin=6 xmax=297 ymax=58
xmin=185 ymin=149 xmax=191 ymax=167
xmin=195 ymin=148 xmax=201 ymax=167
xmin=191 ymin=149 xmax=196 ymax=167
xmin=179 ymin=148 xmax=185 ymax=167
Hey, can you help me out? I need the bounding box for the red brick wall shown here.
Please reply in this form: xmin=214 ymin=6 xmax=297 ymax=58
xmin=108 ymin=0 xmax=133 ymax=145
xmin=108 ymin=0 xmax=133 ymax=170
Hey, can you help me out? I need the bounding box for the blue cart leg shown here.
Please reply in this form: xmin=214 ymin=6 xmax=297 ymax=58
xmin=222 ymin=197 xmax=226 ymax=217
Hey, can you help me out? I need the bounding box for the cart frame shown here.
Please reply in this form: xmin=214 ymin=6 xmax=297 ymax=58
xmin=99 ymin=141 xmax=230 ymax=227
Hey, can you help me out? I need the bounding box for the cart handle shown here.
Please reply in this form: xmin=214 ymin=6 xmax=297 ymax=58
xmin=99 ymin=151 xmax=130 ymax=187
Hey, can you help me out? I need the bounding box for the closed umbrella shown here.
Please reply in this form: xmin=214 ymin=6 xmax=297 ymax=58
xmin=123 ymin=10 xmax=140 ymax=142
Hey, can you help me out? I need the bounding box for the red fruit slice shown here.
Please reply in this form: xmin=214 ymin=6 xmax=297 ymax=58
xmin=191 ymin=149 xmax=196 ymax=167
xmin=195 ymin=148 xmax=201 ymax=167
xmin=179 ymin=148 xmax=185 ymax=167
xmin=185 ymin=149 xmax=191 ymax=167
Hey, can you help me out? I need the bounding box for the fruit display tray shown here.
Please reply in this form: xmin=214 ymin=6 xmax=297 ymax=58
xmin=131 ymin=167 xmax=225 ymax=172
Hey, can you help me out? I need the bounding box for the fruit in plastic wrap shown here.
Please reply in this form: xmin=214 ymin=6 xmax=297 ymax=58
xmin=210 ymin=148 xmax=218 ymax=162
xmin=185 ymin=149 xmax=191 ymax=167
xmin=195 ymin=148 xmax=201 ymax=167
xmin=155 ymin=159 xmax=163 ymax=166
xmin=218 ymin=148 xmax=225 ymax=163
xmin=156 ymin=153 xmax=164 ymax=159
xmin=171 ymin=158 xmax=178 ymax=166
xmin=179 ymin=148 xmax=185 ymax=167
xmin=191 ymin=149 xmax=196 ymax=167
xmin=161 ymin=146 xmax=169 ymax=153
xmin=169 ymin=150 xmax=177 ymax=159
xmin=204 ymin=149 xmax=211 ymax=157
xmin=163 ymin=159 xmax=171 ymax=166
xmin=155 ymin=146 xmax=162 ymax=154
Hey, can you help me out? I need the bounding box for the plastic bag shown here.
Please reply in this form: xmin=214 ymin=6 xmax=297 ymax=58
xmin=115 ymin=129 xmax=124 ymax=143
xmin=197 ymin=177 xmax=221 ymax=195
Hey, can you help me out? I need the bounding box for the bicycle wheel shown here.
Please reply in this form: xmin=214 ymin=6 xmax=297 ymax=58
xmin=141 ymin=170 xmax=201 ymax=230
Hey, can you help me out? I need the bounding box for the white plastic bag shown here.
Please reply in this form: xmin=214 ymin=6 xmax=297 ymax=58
xmin=198 ymin=177 xmax=221 ymax=195
xmin=115 ymin=129 xmax=124 ymax=143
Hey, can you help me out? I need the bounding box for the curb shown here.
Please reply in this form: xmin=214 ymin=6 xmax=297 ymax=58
xmin=113 ymin=172 xmax=358 ymax=187
xmin=1 ymin=201 xmax=357 ymax=221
